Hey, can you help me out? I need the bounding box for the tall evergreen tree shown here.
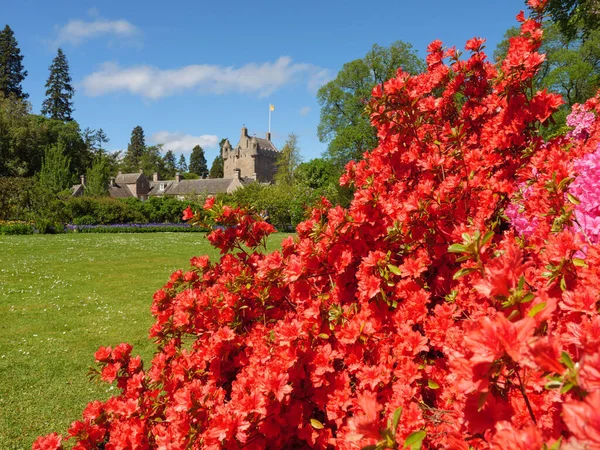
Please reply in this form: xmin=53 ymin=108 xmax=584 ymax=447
xmin=209 ymin=154 xmax=224 ymax=178
xmin=0 ymin=25 xmax=28 ymax=99
xmin=164 ymin=150 xmax=177 ymax=177
xmin=189 ymin=145 xmax=208 ymax=177
xmin=95 ymin=128 xmax=109 ymax=153
xmin=178 ymin=154 xmax=188 ymax=172
xmin=124 ymin=125 xmax=146 ymax=171
xmin=41 ymin=48 xmax=74 ymax=121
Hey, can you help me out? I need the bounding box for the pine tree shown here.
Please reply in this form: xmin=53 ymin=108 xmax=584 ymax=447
xmin=189 ymin=145 xmax=208 ymax=177
xmin=209 ymin=154 xmax=224 ymax=178
xmin=164 ymin=150 xmax=177 ymax=178
xmin=178 ymin=154 xmax=188 ymax=172
xmin=41 ymin=48 xmax=74 ymax=121
xmin=95 ymin=129 xmax=109 ymax=153
xmin=0 ymin=25 xmax=28 ymax=99
xmin=124 ymin=125 xmax=146 ymax=171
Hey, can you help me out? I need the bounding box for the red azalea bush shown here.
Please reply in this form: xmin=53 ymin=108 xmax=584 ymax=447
xmin=35 ymin=4 xmax=600 ymax=450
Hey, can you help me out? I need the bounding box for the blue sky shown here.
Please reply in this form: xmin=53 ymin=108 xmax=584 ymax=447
xmin=6 ymin=0 xmax=527 ymax=166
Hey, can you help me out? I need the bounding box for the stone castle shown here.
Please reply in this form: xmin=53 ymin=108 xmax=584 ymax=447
xmin=222 ymin=126 xmax=279 ymax=182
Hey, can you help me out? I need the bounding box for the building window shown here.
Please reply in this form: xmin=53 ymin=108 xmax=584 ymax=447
xmin=159 ymin=183 xmax=165 ymax=191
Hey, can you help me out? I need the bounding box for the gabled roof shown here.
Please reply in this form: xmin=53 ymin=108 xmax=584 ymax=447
xmin=108 ymin=184 xmax=134 ymax=198
xmin=115 ymin=172 xmax=144 ymax=184
xmin=71 ymin=184 xmax=84 ymax=197
xmin=166 ymin=179 xmax=234 ymax=196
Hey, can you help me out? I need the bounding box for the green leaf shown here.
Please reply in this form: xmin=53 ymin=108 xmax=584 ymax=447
xmin=560 ymin=276 xmax=567 ymax=291
xmin=392 ymin=406 xmax=403 ymax=432
xmin=318 ymin=333 xmax=329 ymax=339
xmin=310 ymin=419 xmax=324 ymax=430
xmin=453 ymin=267 xmax=476 ymax=280
xmin=427 ymin=380 xmax=440 ymax=389
xmin=448 ymin=243 xmax=468 ymax=253
xmin=528 ymin=302 xmax=547 ymax=317
xmin=387 ymin=264 xmax=402 ymax=276
xmin=572 ymin=258 xmax=588 ymax=268
xmin=561 ymin=381 xmax=575 ymax=394
xmin=545 ymin=380 xmax=563 ymax=390
xmin=567 ymin=192 xmax=581 ymax=204
xmin=560 ymin=351 xmax=575 ymax=370
xmin=521 ymin=292 xmax=535 ymax=303
xmin=481 ymin=230 xmax=494 ymax=246
xmin=404 ymin=430 xmax=426 ymax=449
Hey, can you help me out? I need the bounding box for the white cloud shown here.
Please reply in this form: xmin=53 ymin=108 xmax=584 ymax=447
xmin=54 ymin=17 xmax=140 ymax=46
xmin=80 ymin=57 xmax=332 ymax=99
xmin=299 ymin=106 xmax=311 ymax=116
xmin=150 ymin=131 xmax=219 ymax=153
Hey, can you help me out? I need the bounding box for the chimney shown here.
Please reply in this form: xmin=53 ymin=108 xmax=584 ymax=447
xmin=153 ymin=172 xmax=160 ymax=182
xmin=233 ymin=168 xmax=241 ymax=180
xmin=175 ymin=172 xmax=182 ymax=183
xmin=118 ymin=170 xmax=122 ymax=176
xmin=266 ymin=132 xmax=271 ymax=141
xmin=109 ymin=177 xmax=115 ymax=187
xmin=80 ymin=175 xmax=86 ymax=185
xmin=241 ymin=126 xmax=248 ymax=138
xmin=139 ymin=167 xmax=144 ymax=173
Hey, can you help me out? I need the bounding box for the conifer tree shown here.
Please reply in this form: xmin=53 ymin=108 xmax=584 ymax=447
xmin=124 ymin=125 xmax=146 ymax=171
xmin=209 ymin=154 xmax=224 ymax=178
xmin=41 ymin=48 xmax=74 ymax=121
xmin=0 ymin=25 xmax=28 ymax=99
xmin=189 ymin=145 xmax=208 ymax=177
xmin=164 ymin=150 xmax=177 ymax=177
xmin=178 ymin=154 xmax=188 ymax=172
xmin=85 ymin=155 xmax=110 ymax=197
xmin=95 ymin=129 xmax=109 ymax=153
xmin=38 ymin=142 xmax=71 ymax=194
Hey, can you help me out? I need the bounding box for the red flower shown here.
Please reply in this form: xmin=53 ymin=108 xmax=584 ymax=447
xmin=32 ymin=433 xmax=63 ymax=450
xmin=182 ymin=206 xmax=194 ymax=221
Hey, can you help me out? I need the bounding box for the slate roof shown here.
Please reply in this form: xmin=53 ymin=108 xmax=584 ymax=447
xmin=255 ymin=137 xmax=277 ymax=152
xmin=148 ymin=180 xmax=176 ymax=196
xmin=115 ymin=173 xmax=143 ymax=184
xmin=166 ymin=179 xmax=234 ymax=196
xmin=71 ymin=184 xmax=84 ymax=196
xmin=108 ymin=184 xmax=134 ymax=198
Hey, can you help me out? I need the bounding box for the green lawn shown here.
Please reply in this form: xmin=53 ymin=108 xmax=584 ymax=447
xmin=0 ymin=232 xmax=289 ymax=449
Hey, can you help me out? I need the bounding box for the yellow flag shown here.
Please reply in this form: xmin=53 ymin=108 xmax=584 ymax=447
xmin=269 ymin=104 xmax=275 ymax=111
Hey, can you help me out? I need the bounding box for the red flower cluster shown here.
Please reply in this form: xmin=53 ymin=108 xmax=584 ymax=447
xmin=35 ymin=8 xmax=600 ymax=450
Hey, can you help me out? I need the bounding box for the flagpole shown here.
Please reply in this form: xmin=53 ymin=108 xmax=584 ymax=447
xmin=268 ymin=105 xmax=271 ymax=134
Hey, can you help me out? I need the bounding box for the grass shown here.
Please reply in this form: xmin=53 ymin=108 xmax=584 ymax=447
xmin=0 ymin=232 xmax=290 ymax=449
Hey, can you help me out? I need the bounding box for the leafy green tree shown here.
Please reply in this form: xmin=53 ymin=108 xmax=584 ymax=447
xmin=41 ymin=48 xmax=74 ymax=121
xmin=83 ymin=127 xmax=98 ymax=153
xmin=0 ymin=94 xmax=39 ymax=176
xmin=178 ymin=154 xmax=188 ymax=172
xmin=123 ymin=125 xmax=146 ymax=171
xmin=139 ymin=144 xmax=166 ymax=177
xmin=38 ymin=142 xmax=71 ymax=194
xmin=317 ymin=41 xmax=425 ymax=170
xmin=546 ymin=0 xmax=600 ymax=38
xmin=275 ymin=133 xmax=302 ymax=185
xmin=295 ymin=158 xmax=338 ymax=190
xmin=164 ymin=150 xmax=177 ymax=178
xmin=209 ymin=154 xmax=224 ymax=178
xmin=85 ymin=155 xmax=111 ymax=196
xmin=0 ymin=25 xmax=27 ymax=100
xmin=189 ymin=145 xmax=208 ymax=177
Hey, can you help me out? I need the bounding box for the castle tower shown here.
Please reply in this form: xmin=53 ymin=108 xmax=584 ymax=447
xmin=222 ymin=127 xmax=279 ymax=182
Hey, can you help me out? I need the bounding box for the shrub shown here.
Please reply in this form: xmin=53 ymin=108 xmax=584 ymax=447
xmin=35 ymin=4 xmax=600 ymax=450
xmin=0 ymin=222 xmax=34 ymax=235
